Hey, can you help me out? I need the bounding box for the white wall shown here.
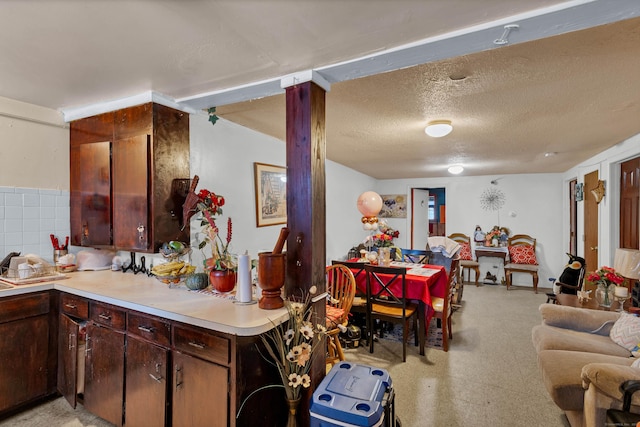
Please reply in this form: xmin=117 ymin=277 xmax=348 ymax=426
xmin=188 ymin=114 xmax=374 ymax=270
xmin=376 ymin=174 xmax=565 ymax=287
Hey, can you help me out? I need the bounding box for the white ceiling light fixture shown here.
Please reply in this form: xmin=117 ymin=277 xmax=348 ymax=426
xmin=425 ymin=120 xmax=453 ymax=138
xmin=448 ymin=164 xmax=464 ymax=174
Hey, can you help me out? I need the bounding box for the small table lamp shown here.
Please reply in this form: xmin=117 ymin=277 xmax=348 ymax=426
xmin=613 ymin=249 xmax=640 ymax=306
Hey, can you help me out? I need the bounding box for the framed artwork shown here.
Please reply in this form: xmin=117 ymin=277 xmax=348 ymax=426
xmin=379 ymin=194 xmax=407 ymax=218
xmin=254 ymin=162 xmax=287 ymax=227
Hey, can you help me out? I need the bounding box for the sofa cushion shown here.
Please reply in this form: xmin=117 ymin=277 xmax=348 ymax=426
xmin=610 ymin=312 xmax=640 ymax=352
xmin=532 ymin=324 xmax=631 ymax=358
xmin=539 ymin=303 xmax=620 ymax=336
xmin=538 ymin=350 xmax=634 ymax=411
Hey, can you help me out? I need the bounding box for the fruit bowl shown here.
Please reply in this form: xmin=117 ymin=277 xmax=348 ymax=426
xmin=152 ymin=274 xmax=188 ymax=286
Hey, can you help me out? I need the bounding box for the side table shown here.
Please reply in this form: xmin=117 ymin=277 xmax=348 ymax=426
xmin=474 ymin=246 xmax=508 ymax=285
xmin=556 ymin=293 xmax=629 ymax=311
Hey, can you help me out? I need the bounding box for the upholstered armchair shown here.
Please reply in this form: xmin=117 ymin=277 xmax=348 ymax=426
xmin=582 ymin=364 xmax=640 ymax=426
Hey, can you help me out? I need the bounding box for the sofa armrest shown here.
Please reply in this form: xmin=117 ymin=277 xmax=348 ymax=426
xmin=582 ymin=363 xmax=640 ymax=403
xmin=539 ymin=303 xmax=620 ymax=336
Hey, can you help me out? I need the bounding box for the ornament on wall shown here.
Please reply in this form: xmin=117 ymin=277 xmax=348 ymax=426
xmin=208 ymin=107 xmax=218 ymax=126
xmin=575 ymin=183 xmax=584 ymax=201
xmin=590 ymin=180 xmax=605 ymax=204
xmin=480 ymin=187 xmax=506 ymax=211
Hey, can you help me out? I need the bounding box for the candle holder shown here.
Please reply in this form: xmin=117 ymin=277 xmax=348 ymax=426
xmin=614 ymin=286 xmax=630 ymax=312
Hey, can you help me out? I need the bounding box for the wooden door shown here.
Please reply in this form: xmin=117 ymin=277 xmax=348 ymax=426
xmin=584 ymin=171 xmax=600 ymax=271
xmin=620 ymin=157 xmax=640 ymax=249
xmin=70 ymin=141 xmax=112 ymax=246
xmin=57 ymin=314 xmax=80 ymax=409
xmin=84 ymin=323 xmax=125 ymax=426
xmin=411 ymin=189 xmax=430 ymax=249
xmin=125 ymin=336 xmax=168 ymax=427
xmin=0 ymin=315 xmax=49 ymax=412
xmin=172 ymin=352 xmax=228 ymax=427
xmin=112 ymin=134 xmax=150 ymax=251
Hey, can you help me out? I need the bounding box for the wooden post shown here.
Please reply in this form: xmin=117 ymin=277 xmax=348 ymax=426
xmin=285 ymin=80 xmax=327 ymax=426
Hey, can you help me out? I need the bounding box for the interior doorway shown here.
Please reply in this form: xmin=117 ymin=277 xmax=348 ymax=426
xmin=584 ymin=170 xmax=599 ymax=271
xmin=411 ymin=187 xmax=446 ymax=249
xmin=569 ymin=179 xmax=578 ymax=255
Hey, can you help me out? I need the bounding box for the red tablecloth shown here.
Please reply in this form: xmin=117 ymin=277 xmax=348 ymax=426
xmin=349 ymin=262 xmax=447 ymax=326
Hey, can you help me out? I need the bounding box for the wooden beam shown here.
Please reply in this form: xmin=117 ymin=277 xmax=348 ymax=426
xmin=285 ymin=80 xmax=326 ymax=426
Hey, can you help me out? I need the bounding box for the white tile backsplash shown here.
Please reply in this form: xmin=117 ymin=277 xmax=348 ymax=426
xmin=0 ymin=186 xmax=70 ymax=263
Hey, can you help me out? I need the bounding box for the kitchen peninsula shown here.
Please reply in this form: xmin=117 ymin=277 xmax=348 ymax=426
xmin=0 ymin=271 xmax=289 ymax=427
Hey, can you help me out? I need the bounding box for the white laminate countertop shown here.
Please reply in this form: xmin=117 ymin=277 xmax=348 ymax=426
xmin=0 ymin=270 xmax=288 ymax=336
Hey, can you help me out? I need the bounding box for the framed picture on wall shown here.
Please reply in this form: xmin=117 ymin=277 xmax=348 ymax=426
xmin=254 ymin=162 xmax=287 ymax=227
xmin=379 ymin=194 xmax=407 ymax=218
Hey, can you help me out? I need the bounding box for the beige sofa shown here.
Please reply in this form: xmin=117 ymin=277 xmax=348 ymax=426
xmin=532 ymin=303 xmax=640 ymax=427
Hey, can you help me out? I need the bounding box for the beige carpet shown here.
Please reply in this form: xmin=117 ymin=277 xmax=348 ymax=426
xmin=0 ymin=283 xmax=568 ymax=427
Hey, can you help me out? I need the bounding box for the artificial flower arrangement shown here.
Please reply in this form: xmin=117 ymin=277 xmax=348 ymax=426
xmin=194 ymin=188 xmax=236 ymax=271
xmin=366 ymin=221 xmax=400 ymax=248
xmin=259 ymin=286 xmax=328 ymax=401
xmin=587 ymin=266 xmax=625 ymax=306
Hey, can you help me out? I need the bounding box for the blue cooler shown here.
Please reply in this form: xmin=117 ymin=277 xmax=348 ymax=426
xmin=310 ymin=362 xmax=395 ymax=427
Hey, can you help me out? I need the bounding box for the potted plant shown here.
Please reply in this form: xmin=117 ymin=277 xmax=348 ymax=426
xmin=194 ymin=188 xmax=237 ymax=293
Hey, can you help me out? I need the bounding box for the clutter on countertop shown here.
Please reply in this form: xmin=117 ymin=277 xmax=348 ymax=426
xmin=76 ymin=248 xmax=116 ymax=271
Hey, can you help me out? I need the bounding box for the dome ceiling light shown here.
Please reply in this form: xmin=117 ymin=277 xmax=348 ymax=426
xmin=425 ymin=120 xmax=453 ymax=138
xmin=448 ymin=164 xmax=464 ymax=174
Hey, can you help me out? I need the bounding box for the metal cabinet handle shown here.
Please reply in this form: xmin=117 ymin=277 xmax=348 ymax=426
xmin=99 ymin=313 xmax=111 ymax=321
xmin=175 ymin=365 xmax=183 ymax=389
xmin=68 ymin=333 xmax=75 ymax=351
xmin=188 ymin=341 xmax=205 ymax=349
xmin=85 ymin=336 xmax=91 ymax=355
xmin=138 ymin=325 xmax=154 ymax=333
xmin=149 ymin=373 xmax=163 ymax=383
xmin=65 ymin=303 xmax=77 ymax=309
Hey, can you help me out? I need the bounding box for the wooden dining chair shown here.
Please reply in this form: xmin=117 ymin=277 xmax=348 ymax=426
xmin=325 ymin=264 xmax=356 ymax=367
xmin=448 ymin=233 xmax=480 ymax=287
xmin=364 ymin=264 xmax=422 ymax=362
xmin=504 ymin=234 xmax=539 ymax=293
xmin=331 ymin=260 xmax=368 ymax=315
xmin=400 ymin=248 xmax=431 ymax=264
xmin=429 ymin=256 xmax=459 ymax=352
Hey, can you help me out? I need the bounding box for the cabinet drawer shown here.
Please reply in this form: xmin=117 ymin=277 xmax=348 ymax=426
xmin=0 ymin=292 xmax=49 ymax=323
xmin=173 ymin=325 xmax=230 ymax=366
xmin=90 ymin=301 xmax=126 ymax=331
xmin=60 ymin=293 xmax=89 ymax=319
xmin=127 ymin=311 xmax=171 ymax=347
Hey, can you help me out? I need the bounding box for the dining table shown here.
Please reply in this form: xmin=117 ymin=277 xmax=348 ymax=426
xmin=345 ymin=259 xmax=448 ymax=348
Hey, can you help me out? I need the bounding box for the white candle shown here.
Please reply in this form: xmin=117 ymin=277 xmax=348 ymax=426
xmin=236 ymin=252 xmax=252 ymax=303
xmin=615 ymin=286 xmax=629 ymax=298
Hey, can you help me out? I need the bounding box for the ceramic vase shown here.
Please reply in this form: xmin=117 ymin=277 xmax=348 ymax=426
xmin=208 ymin=269 xmax=236 ymax=293
xmin=595 ymin=283 xmax=614 ymax=308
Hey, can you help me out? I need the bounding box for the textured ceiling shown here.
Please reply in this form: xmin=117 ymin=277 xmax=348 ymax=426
xmin=1 ymin=1 xmax=639 ymax=179
xmin=217 ymin=16 xmax=640 ymax=178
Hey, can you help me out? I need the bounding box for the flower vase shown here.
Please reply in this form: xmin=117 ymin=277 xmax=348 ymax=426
xmin=208 ymin=269 xmax=236 ymax=293
xmin=596 ymin=283 xmax=614 ymax=308
xmin=286 ymin=397 xmax=301 ymax=427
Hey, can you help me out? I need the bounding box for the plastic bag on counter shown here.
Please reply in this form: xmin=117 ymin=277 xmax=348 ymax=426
xmin=76 ymin=248 xmax=116 ymax=271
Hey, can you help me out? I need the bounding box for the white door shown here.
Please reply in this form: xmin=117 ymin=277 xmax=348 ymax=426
xmin=411 ymin=188 xmax=430 ymax=249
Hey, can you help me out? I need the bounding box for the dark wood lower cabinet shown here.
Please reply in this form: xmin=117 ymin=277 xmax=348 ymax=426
xmin=125 ymin=335 xmax=169 ymax=427
xmin=58 ymin=314 xmax=80 ymax=409
xmin=0 ymin=315 xmax=49 ymax=413
xmin=172 ymin=351 xmax=228 ymax=427
xmin=84 ymin=323 xmax=125 ymax=427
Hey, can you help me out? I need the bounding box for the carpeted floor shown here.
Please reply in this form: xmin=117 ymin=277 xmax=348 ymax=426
xmin=0 ymin=282 xmax=568 ymax=427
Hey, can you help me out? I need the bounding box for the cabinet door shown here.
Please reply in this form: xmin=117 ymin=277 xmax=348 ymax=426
xmin=172 ymin=352 xmax=228 ymax=427
xmin=125 ymin=335 xmax=168 ymax=427
xmin=70 ymin=141 xmax=112 ymax=247
xmin=0 ymin=315 xmax=49 ymax=412
xmin=57 ymin=314 xmax=80 ymax=409
xmin=84 ymin=323 xmax=125 ymax=426
xmin=112 ymin=134 xmax=150 ymax=251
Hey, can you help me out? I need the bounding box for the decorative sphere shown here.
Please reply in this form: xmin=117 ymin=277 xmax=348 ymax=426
xmin=363 ymin=222 xmax=372 ymax=230
xmin=357 ymin=192 xmax=383 ymax=217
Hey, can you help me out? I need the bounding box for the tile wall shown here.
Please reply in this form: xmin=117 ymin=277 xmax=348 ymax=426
xmin=0 ymin=186 xmax=70 ymax=263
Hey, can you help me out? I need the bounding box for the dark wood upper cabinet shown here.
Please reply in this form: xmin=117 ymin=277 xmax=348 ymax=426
xmin=70 ymin=103 xmax=190 ymax=252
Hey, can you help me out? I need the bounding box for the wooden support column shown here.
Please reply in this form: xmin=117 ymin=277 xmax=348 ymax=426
xmin=285 ymin=79 xmax=327 ymax=425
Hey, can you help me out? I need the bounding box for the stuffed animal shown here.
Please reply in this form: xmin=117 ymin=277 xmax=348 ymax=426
xmin=556 ymin=253 xmax=586 ymax=295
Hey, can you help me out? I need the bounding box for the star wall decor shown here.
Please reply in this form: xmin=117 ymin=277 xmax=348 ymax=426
xmin=480 ymin=187 xmax=506 ymax=211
